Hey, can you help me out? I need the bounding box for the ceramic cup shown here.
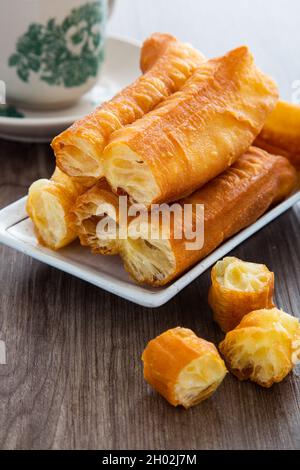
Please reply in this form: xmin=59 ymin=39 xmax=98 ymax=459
xmin=0 ymin=0 xmax=114 ymax=109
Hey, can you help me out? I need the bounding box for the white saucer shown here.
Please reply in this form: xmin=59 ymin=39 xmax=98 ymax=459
xmin=0 ymin=36 xmax=140 ymax=143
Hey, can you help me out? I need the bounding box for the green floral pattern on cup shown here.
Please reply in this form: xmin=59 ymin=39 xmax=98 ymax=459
xmin=8 ymin=1 xmax=106 ymax=87
xmin=0 ymin=105 xmax=24 ymax=118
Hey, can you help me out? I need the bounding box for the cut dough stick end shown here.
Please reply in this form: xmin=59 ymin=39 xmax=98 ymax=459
xmin=120 ymin=214 xmax=176 ymax=285
xmin=53 ymin=136 xmax=104 ymax=182
xmin=173 ymin=354 xmax=228 ymax=408
xmin=26 ymin=180 xmax=77 ymax=250
xmin=103 ymin=143 xmax=160 ymax=206
xmin=69 ymin=192 xmax=120 ymax=255
xmin=121 ymin=236 xmax=175 ymax=285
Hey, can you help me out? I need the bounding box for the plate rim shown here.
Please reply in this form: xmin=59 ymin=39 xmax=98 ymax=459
xmin=0 ymin=193 xmax=299 ymax=308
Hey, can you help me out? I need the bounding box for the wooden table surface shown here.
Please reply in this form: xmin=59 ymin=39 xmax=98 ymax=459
xmin=0 ymin=0 xmax=300 ymax=450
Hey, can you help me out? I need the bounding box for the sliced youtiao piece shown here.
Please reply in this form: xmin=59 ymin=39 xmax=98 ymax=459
xmin=219 ymin=308 xmax=300 ymax=387
xmin=209 ymin=257 xmax=274 ymax=332
xmin=142 ymin=327 xmax=227 ymax=408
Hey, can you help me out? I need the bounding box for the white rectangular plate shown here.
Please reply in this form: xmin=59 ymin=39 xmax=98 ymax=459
xmin=0 ymin=193 xmax=300 ymax=308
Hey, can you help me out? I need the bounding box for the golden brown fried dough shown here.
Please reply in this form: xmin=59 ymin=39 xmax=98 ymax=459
xmin=120 ymin=148 xmax=297 ymax=286
xmin=209 ymin=257 xmax=274 ymax=332
xmin=142 ymin=327 xmax=227 ymax=408
xmin=104 ymin=47 xmax=278 ymax=206
xmin=28 ymin=33 xmax=204 ymax=250
xmin=52 ymin=33 xmax=205 ymax=182
xmin=256 ymin=100 xmax=300 ymax=170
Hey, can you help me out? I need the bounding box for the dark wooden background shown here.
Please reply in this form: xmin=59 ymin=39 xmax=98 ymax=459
xmin=0 ymin=0 xmax=300 ymax=450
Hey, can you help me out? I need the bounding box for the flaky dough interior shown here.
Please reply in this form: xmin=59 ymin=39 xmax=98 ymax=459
xmin=174 ymin=354 xmax=227 ymax=408
xmin=215 ymin=257 xmax=272 ymax=292
xmin=122 ymin=233 xmax=175 ymax=284
xmin=104 ymin=144 xmax=160 ymax=205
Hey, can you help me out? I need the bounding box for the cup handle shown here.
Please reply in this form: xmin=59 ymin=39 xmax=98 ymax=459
xmin=108 ymin=0 xmax=115 ymax=18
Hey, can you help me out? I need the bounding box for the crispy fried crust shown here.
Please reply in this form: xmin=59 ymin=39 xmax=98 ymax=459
xmin=120 ymin=148 xmax=297 ymax=286
xmin=28 ymin=33 xmax=203 ymax=250
xmin=142 ymin=327 xmax=227 ymax=408
xmin=104 ymin=47 xmax=279 ymax=206
xmin=219 ymin=308 xmax=300 ymax=387
xmin=255 ymin=100 xmax=300 ymax=170
xmin=209 ymin=257 xmax=275 ymax=332
xmin=52 ymin=33 xmax=205 ymax=182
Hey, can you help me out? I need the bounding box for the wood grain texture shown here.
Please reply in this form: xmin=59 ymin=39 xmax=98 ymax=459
xmin=0 ymin=0 xmax=300 ymax=450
